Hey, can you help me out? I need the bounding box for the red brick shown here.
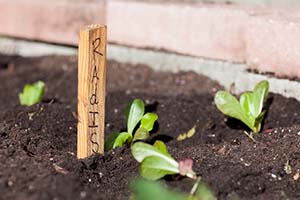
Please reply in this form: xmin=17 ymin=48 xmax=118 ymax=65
xmin=107 ymin=0 xmax=249 ymax=62
xmin=246 ymin=9 xmax=300 ymax=78
xmin=0 ymin=0 xmax=106 ymax=45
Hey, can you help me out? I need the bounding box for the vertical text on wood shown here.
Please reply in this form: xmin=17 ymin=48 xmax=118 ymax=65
xmin=77 ymin=25 xmax=107 ymax=159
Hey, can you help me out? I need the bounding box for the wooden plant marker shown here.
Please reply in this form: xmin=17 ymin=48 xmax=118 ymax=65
xmin=77 ymin=25 xmax=107 ymax=159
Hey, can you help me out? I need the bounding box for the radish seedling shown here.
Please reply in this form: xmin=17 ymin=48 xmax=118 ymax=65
xmin=131 ymin=141 xmax=196 ymax=180
xmin=214 ymin=80 xmax=269 ymax=135
xmin=112 ymin=99 xmax=158 ymax=149
xmin=131 ymin=178 xmax=216 ymax=200
xmin=19 ymin=81 xmax=45 ymax=106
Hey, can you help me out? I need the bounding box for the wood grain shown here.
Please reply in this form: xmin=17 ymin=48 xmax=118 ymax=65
xmin=77 ymin=24 xmax=107 ymax=159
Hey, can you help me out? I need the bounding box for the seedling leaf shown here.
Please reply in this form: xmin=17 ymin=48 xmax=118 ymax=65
xmin=132 ymin=127 xmax=149 ymax=143
xmin=132 ymin=141 xmax=197 ymax=180
xmin=128 ymin=99 xmax=145 ymax=134
xmin=140 ymin=156 xmax=179 ymax=180
xmin=104 ymin=132 xmax=119 ymax=151
xmin=130 ymin=178 xmax=187 ymax=200
xmin=141 ymin=113 xmax=158 ymax=131
xmin=131 ymin=178 xmax=215 ymax=200
xmin=113 ymin=132 xmax=132 ymax=149
xmin=215 ymin=91 xmax=252 ymax=129
xmin=131 ymin=142 xmax=178 ymax=166
xmin=19 ymin=81 xmax=45 ymax=106
xmin=252 ymin=80 xmax=269 ymax=118
xmin=214 ymin=80 xmax=269 ymax=133
xmin=194 ymin=182 xmax=217 ymax=200
xmin=112 ymin=99 xmax=159 ymax=149
xmin=153 ymin=140 xmax=171 ymax=157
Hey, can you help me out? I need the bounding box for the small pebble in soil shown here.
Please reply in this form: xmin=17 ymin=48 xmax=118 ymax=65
xmin=208 ymin=134 xmax=216 ymax=137
xmin=114 ymin=108 xmax=118 ymax=113
xmin=244 ymin=162 xmax=251 ymax=167
xmin=7 ymin=180 xmax=13 ymax=187
xmin=270 ymin=173 xmax=277 ymax=179
xmin=293 ymin=172 xmax=300 ymax=181
xmin=269 ymin=173 xmax=282 ymax=180
xmin=28 ymin=185 xmax=34 ymax=190
xmin=80 ymin=191 xmax=87 ymax=198
xmin=297 ymin=131 xmax=300 ymax=136
xmin=231 ymin=139 xmax=241 ymax=145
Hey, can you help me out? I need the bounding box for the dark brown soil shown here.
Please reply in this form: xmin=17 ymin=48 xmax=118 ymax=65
xmin=0 ymin=55 xmax=299 ymax=200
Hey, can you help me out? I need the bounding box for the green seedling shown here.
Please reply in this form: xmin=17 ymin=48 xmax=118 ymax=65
xmin=130 ymin=178 xmax=216 ymax=200
xmin=214 ymin=80 xmax=269 ymax=135
xmin=19 ymin=81 xmax=45 ymax=106
xmin=131 ymin=141 xmax=196 ymax=180
xmin=112 ymin=99 xmax=158 ymax=149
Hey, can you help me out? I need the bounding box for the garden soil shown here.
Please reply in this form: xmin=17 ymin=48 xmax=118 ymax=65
xmin=0 ymin=55 xmax=299 ymax=200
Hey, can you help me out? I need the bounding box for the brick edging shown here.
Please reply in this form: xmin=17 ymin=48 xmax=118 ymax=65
xmin=0 ymin=0 xmax=300 ymax=78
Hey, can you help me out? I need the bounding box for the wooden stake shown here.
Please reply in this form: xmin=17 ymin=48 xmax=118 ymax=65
xmin=77 ymin=25 xmax=107 ymax=159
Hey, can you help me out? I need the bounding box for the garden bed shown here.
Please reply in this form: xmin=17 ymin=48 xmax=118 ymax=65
xmin=0 ymin=55 xmax=300 ymax=200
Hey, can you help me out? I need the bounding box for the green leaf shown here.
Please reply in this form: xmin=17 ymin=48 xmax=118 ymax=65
xmin=141 ymin=113 xmax=158 ymax=131
xmin=128 ymin=99 xmax=145 ymax=134
xmin=130 ymin=179 xmax=187 ymax=200
xmin=131 ymin=142 xmax=180 ymax=180
xmin=132 ymin=127 xmax=149 ymax=143
xmin=239 ymin=92 xmax=255 ymax=127
xmin=194 ymin=182 xmax=217 ymax=200
xmin=19 ymin=81 xmax=45 ymax=106
xmin=239 ymin=92 xmax=252 ymax=118
xmin=140 ymin=156 xmax=179 ymax=180
xmin=252 ymin=80 xmax=269 ymax=118
xmin=113 ymin=132 xmax=132 ymax=149
xmin=131 ymin=142 xmax=178 ymax=166
xmin=104 ymin=132 xmax=119 ymax=151
xmin=153 ymin=140 xmax=171 ymax=157
xmin=214 ymin=91 xmax=252 ymax=129
xmin=253 ymin=110 xmax=265 ymax=133
xmin=125 ymin=103 xmax=131 ymax=122
xmin=215 ymin=81 xmax=269 ymax=134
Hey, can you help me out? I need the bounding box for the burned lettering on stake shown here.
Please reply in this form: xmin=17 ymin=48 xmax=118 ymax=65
xmin=88 ymin=37 xmax=103 ymax=154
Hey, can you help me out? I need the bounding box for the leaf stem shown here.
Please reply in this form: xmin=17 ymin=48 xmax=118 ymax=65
xmin=190 ymin=177 xmax=201 ymax=196
xmin=243 ymin=131 xmax=257 ymax=143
